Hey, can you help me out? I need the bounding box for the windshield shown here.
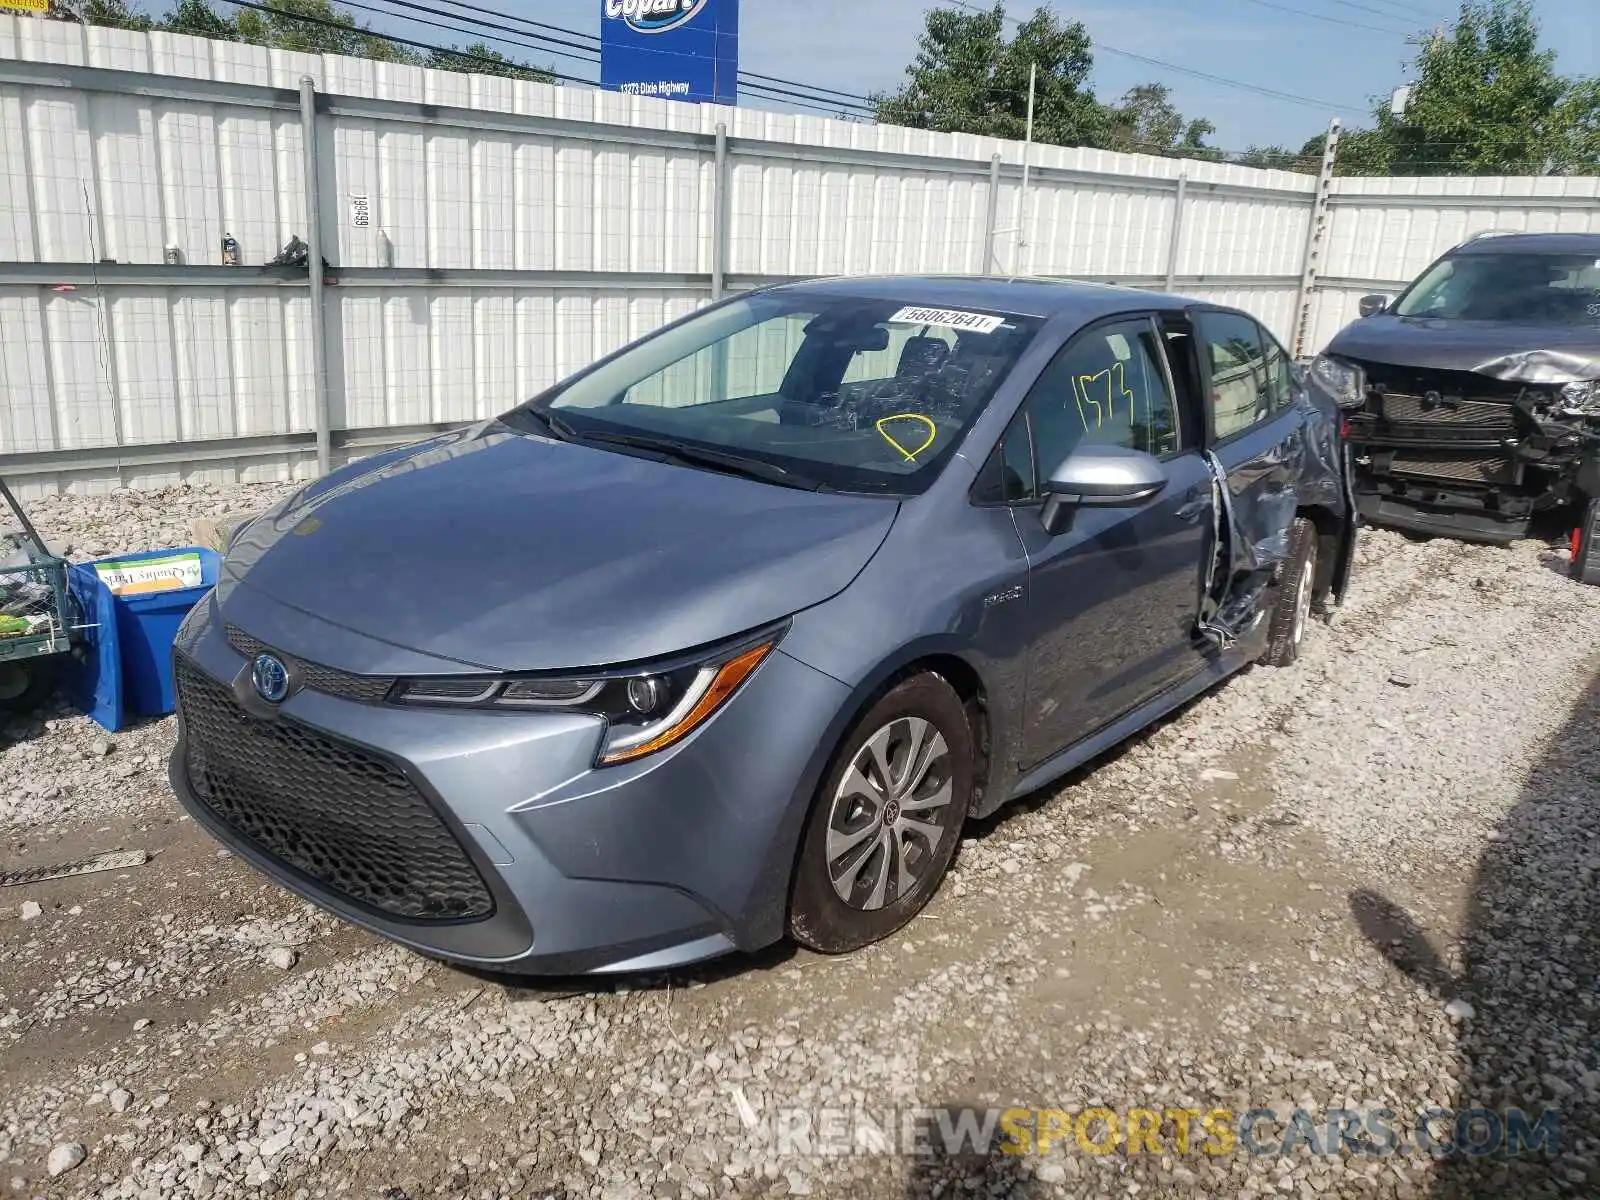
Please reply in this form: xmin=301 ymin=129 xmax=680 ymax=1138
xmin=1395 ymin=251 xmax=1600 ymax=324
xmin=507 ymin=291 xmax=1042 ymax=494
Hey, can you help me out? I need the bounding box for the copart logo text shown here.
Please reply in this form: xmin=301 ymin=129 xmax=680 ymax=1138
xmin=604 ymin=0 xmax=709 ymax=34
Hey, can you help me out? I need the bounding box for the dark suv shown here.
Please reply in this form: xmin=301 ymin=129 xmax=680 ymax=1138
xmin=1313 ymin=232 xmax=1600 ymax=582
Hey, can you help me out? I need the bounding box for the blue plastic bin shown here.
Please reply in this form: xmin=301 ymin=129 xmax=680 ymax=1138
xmin=65 ymin=547 xmax=220 ymax=731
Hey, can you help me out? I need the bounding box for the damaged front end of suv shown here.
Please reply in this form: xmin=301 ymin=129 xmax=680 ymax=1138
xmin=1316 ymin=233 xmax=1600 ymax=554
xmin=1316 ymin=348 xmax=1600 ymax=543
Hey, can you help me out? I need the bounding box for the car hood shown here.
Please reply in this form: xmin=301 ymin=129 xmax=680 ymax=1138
xmin=221 ymin=423 xmax=898 ymax=672
xmin=1327 ymin=315 xmax=1600 ymax=380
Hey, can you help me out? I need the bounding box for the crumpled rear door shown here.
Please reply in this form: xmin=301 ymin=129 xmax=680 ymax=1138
xmin=1188 ymin=310 xmax=1350 ymax=646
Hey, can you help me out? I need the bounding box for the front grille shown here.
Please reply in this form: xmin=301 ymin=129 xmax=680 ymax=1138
xmin=1379 ymin=393 xmax=1516 ymax=431
xmin=1388 ymin=454 xmax=1516 ymax=485
xmin=1376 ymin=395 xmax=1510 ymax=432
xmin=225 ymin=624 xmax=394 ymax=704
xmin=176 ymin=656 xmax=493 ymax=921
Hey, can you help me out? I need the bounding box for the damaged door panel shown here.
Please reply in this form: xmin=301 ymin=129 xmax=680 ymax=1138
xmin=1184 ymin=310 xmax=1353 ymax=648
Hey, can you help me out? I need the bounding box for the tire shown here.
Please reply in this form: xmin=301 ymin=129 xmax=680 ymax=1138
xmin=1572 ymin=498 xmax=1600 ymax=587
xmin=788 ymin=674 xmax=973 ymax=954
xmin=0 ymin=658 xmax=56 ymax=713
xmin=1259 ymin=517 xmax=1318 ymax=668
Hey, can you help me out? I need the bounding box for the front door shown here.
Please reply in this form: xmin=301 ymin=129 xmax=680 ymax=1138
xmin=1010 ymin=316 xmax=1212 ymax=768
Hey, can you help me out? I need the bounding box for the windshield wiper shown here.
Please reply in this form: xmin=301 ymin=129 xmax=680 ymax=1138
xmin=571 ymin=429 xmax=826 ymax=491
xmin=511 ymin=406 xmax=581 ymax=442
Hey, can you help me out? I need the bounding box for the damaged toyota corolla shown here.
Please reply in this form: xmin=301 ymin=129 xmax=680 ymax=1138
xmin=1315 ymin=232 xmax=1600 ymax=579
xmin=170 ymin=277 xmax=1357 ymax=975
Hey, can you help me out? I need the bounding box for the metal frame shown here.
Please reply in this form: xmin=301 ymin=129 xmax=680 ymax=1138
xmin=1292 ymin=119 xmax=1342 ymax=359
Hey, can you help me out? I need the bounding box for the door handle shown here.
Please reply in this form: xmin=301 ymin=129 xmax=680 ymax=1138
xmin=1175 ymin=494 xmax=1209 ymax=523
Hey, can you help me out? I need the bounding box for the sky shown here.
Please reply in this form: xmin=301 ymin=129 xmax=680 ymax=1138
xmin=371 ymin=0 xmax=1600 ymax=152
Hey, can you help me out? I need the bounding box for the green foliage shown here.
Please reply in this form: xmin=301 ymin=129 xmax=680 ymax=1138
xmin=425 ymin=41 xmax=552 ymax=82
xmin=159 ymin=0 xmax=234 ymax=40
xmin=1109 ymin=83 xmax=1218 ymax=158
xmin=1334 ymin=0 xmax=1599 ymax=176
xmin=57 ymin=0 xmax=555 ymax=81
xmin=873 ymin=5 xmax=1224 ymax=161
xmin=81 ymin=0 xmax=151 ymax=32
xmin=231 ymin=0 xmax=417 ymax=62
xmin=872 ymin=4 xmax=1110 ymax=148
xmin=1235 ymin=144 xmax=1318 ymax=172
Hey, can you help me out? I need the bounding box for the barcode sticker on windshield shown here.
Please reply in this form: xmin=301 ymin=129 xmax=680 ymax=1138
xmin=889 ymin=306 xmax=1006 ymax=334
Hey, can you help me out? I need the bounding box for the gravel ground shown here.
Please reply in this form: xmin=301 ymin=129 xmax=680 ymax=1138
xmin=3 ymin=482 xmax=1599 ymax=1200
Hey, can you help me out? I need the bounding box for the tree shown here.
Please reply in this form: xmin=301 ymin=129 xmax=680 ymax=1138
xmin=57 ymin=0 xmax=560 ymax=82
xmin=425 ymin=42 xmax=552 ymax=83
xmin=232 ymin=0 xmax=418 ymax=63
xmin=1236 ymin=144 xmax=1315 ymax=172
xmin=1334 ymin=0 xmax=1600 ymax=175
xmin=81 ymin=0 xmax=151 ymax=31
xmin=873 ymin=3 xmax=1110 ymax=149
xmin=1107 ymin=84 xmax=1219 ymax=160
xmin=159 ymin=0 xmax=235 ymax=40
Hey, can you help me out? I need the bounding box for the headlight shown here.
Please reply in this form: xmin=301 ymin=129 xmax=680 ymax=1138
xmin=1557 ymin=380 xmax=1600 ymax=416
xmin=1311 ymin=354 xmax=1367 ymax=409
xmin=392 ymin=634 xmax=779 ymax=765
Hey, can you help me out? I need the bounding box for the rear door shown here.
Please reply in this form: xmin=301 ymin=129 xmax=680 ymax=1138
xmin=1189 ymin=310 xmax=1304 ymax=569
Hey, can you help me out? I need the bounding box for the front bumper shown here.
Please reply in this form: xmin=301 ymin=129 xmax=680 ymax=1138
xmin=1353 ymin=492 xmax=1529 ymax=544
xmin=168 ymin=590 xmax=851 ymax=974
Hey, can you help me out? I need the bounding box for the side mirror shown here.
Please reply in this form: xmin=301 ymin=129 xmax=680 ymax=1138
xmin=1039 ymin=445 xmax=1169 ymax=536
xmin=1358 ymin=294 xmax=1389 ymax=318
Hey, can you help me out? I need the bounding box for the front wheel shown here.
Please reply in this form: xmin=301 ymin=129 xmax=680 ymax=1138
xmin=1571 ymin=498 xmax=1600 ymax=587
xmin=788 ymin=674 xmax=973 ymax=954
xmin=1259 ymin=517 xmax=1318 ymax=668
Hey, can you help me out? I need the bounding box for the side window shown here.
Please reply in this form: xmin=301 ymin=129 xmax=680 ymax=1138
xmin=972 ymin=419 xmax=1035 ymax=505
xmin=1023 ymin=318 xmax=1180 ymax=490
xmin=1258 ymin=323 xmax=1296 ymax=413
xmin=1196 ymin=312 xmax=1269 ymax=440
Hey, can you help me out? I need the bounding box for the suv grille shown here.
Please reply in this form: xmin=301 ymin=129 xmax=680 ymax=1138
xmin=176 ymin=656 xmax=493 ymax=921
xmin=1388 ymin=453 xmax=1516 ymax=485
xmin=1379 ymin=393 xmax=1516 ymax=431
xmin=224 ymin=624 xmax=394 ymax=704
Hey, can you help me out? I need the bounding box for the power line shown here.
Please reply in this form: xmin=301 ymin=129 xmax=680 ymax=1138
xmin=1333 ymin=0 xmax=1447 ymax=23
xmin=221 ymin=0 xmax=596 ymax=82
xmin=1229 ymin=0 xmax=1414 ymax=37
xmin=1094 ymin=45 xmax=1357 ymax=110
xmin=945 ymin=0 xmax=1360 ymax=112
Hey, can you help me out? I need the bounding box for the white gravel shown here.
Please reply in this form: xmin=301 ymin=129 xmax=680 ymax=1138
xmin=3 ymin=483 xmax=1599 ymax=1199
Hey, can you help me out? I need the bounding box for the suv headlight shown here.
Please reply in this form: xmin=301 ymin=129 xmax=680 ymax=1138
xmin=1558 ymin=380 xmax=1600 ymax=416
xmin=392 ymin=633 xmax=779 ymax=765
xmin=1311 ymin=354 xmax=1367 ymax=409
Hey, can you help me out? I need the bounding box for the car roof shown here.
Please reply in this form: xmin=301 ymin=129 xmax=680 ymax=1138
xmin=766 ymin=274 xmax=1198 ymax=321
xmin=1450 ymin=231 xmax=1600 ymax=256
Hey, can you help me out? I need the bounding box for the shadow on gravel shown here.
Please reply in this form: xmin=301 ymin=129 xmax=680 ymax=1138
xmin=1350 ymin=670 xmax=1600 ymax=1199
xmin=901 ymin=1104 xmax=1045 ymax=1200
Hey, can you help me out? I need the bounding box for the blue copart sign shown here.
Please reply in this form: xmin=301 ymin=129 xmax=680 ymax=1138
xmin=600 ymin=0 xmax=739 ymax=105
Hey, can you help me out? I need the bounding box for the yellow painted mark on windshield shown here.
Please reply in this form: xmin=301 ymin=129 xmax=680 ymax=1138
xmin=875 ymin=413 xmax=938 ymax=463
xmin=1074 ymin=361 xmax=1135 ymax=430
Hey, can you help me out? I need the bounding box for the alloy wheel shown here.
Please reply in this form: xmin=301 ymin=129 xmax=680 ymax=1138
xmin=1292 ymin=556 xmax=1314 ymax=646
xmin=825 ymin=716 xmax=954 ymax=911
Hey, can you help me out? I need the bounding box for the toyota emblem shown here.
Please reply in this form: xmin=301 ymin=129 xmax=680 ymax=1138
xmin=251 ymin=653 xmax=290 ymax=703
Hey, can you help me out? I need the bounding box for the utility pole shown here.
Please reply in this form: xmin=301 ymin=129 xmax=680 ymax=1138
xmin=1007 ymin=61 xmax=1037 ymax=281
